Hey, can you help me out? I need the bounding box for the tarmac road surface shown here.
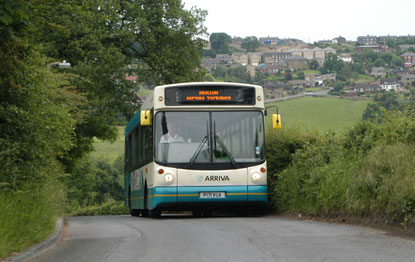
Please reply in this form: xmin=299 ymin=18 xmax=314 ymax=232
xmin=29 ymin=215 xmax=415 ymax=262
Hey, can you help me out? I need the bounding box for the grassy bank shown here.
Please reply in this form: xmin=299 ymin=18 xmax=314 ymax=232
xmin=265 ymin=96 xmax=369 ymax=133
xmin=266 ymin=108 xmax=415 ymax=227
xmin=0 ymin=182 xmax=64 ymax=258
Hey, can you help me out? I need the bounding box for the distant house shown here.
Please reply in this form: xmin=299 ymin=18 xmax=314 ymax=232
xmin=264 ymin=80 xmax=289 ymax=89
xmin=284 ymin=55 xmax=309 ymax=69
xmin=231 ymin=53 xmax=248 ymax=66
xmin=262 ymin=52 xmax=291 ymax=64
xmin=371 ymin=67 xmax=386 ymax=77
xmin=305 ymin=73 xmax=336 ymax=86
xmin=380 ymin=78 xmax=401 ymax=91
xmin=202 ymin=57 xmax=218 ymax=72
xmin=332 ymin=36 xmax=346 ymax=44
xmin=378 ymin=35 xmax=398 ymax=43
xmin=400 ymin=52 xmax=415 ymax=67
xmin=352 ymin=83 xmax=380 ymax=93
xmin=400 ymin=73 xmax=415 ymax=86
xmin=215 ymin=54 xmax=232 ymax=65
xmin=259 ymin=37 xmax=280 ymax=45
xmin=338 ymin=53 xmax=353 ymax=63
xmin=257 ymin=63 xmax=285 ymax=74
xmin=247 ymin=52 xmax=262 ymax=66
xmin=357 ymin=35 xmax=378 ymax=45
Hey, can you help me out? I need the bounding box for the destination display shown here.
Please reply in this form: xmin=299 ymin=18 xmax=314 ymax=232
xmin=165 ymin=86 xmax=256 ymax=105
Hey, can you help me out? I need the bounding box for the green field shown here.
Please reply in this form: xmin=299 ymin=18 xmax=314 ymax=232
xmin=90 ymin=126 xmax=125 ymax=163
xmin=89 ymin=97 xmax=370 ymax=161
xmin=265 ymin=96 xmax=369 ymax=133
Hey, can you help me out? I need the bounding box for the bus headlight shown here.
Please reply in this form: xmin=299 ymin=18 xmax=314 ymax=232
xmin=251 ymin=172 xmax=261 ymax=181
xmin=164 ymin=173 xmax=174 ymax=183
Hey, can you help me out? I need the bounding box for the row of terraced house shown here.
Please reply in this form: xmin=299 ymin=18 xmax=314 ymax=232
xmin=202 ymin=47 xmax=336 ymax=76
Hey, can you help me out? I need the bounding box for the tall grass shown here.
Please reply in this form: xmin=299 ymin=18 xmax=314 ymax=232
xmin=0 ymin=180 xmax=64 ymax=258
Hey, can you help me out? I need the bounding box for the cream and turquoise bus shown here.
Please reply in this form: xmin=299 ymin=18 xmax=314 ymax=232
xmin=124 ymin=82 xmax=281 ymax=217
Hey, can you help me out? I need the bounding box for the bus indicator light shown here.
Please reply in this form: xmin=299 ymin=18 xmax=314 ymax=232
xmin=158 ymin=169 xmax=164 ymax=175
xmin=260 ymin=167 xmax=266 ymax=173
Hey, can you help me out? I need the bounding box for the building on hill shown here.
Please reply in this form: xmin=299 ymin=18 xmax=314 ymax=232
xmin=231 ymin=53 xmax=248 ymax=66
xmin=357 ymin=35 xmax=378 ymax=45
xmin=262 ymin=52 xmax=292 ymax=64
xmin=380 ymin=78 xmax=401 ymax=91
xmin=257 ymin=63 xmax=285 ymax=74
xmin=284 ymin=55 xmax=309 ymax=69
xmin=400 ymin=73 xmax=415 ymax=86
xmin=332 ymin=36 xmax=346 ymax=44
xmin=248 ymin=52 xmax=262 ymax=66
xmin=215 ymin=54 xmax=232 ymax=65
xmin=371 ymin=67 xmax=387 ymax=77
xmin=259 ymin=37 xmax=280 ymax=45
xmin=401 ymin=52 xmax=415 ymax=67
xmin=338 ymin=53 xmax=353 ymax=63
xmin=351 ymin=83 xmax=380 ymax=94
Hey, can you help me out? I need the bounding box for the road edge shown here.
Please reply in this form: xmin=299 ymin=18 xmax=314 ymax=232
xmin=5 ymin=217 xmax=64 ymax=262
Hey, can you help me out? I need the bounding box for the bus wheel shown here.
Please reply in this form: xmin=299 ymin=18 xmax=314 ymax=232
xmin=131 ymin=209 xmax=140 ymax=217
xmin=149 ymin=208 xmax=161 ymax=218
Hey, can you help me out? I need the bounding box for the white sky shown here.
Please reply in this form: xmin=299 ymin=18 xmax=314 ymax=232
xmin=183 ymin=0 xmax=415 ymax=43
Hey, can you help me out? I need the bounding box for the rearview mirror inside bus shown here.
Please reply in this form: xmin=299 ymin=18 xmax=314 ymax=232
xmin=272 ymin=114 xmax=282 ymax=129
xmin=140 ymin=110 xmax=151 ymax=126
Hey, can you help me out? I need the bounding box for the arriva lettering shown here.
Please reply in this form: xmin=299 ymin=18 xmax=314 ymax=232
xmin=204 ymin=175 xmax=230 ymax=182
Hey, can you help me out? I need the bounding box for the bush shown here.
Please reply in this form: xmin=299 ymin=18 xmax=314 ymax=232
xmin=268 ymin=107 xmax=415 ymax=226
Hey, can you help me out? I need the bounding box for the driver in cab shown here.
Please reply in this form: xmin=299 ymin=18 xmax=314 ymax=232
xmin=160 ymin=122 xmax=184 ymax=143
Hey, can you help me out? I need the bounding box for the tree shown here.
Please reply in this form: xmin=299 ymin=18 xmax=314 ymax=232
xmin=210 ymin=32 xmax=232 ymax=54
xmin=33 ymin=0 xmax=208 ymax=168
xmin=241 ymin=36 xmax=260 ymax=52
xmin=308 ymin=59 xmax=319 ymax=70
xmin=323 ymin=53 xmax=344 ymax=73
xmin=374 ymin=58 xmax=386 ymax=67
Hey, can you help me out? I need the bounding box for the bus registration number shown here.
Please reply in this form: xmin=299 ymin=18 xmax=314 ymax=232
xmin=200 ymin=192 xmax=226 ymax=199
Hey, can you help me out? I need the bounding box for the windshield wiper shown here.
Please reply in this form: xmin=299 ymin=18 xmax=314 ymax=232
xmin=187 ymin=135 xmax=208 ymax=168
xmin=215 ymin=135 xmax=239 ymax=169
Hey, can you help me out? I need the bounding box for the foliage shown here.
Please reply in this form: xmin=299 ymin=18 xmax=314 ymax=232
xmin=0 ymin=180 xmax=65 ymax=258
xmin=70 ymin=199 xmax=129 ymax=216
xmin=211 ymin=65 xmax=252 ymax=83
xmin=241 ymin=36 xmax=260 ymax=52
xmin=268 ymin=107 xmax=415 ymax=226
xmin=308 ymin=59 xmax=319 ymax=70
xmin=209 ymin=32 xmax=232 ymax=55
xmin=0 ymin=51 xmax=76 ymax=189
xmin=65 ymin=156 xmax=125 ymax=210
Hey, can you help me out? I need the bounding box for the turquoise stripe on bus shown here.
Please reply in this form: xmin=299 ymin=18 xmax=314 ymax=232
xmin=247 ymin=185 xmax=268 ymax=203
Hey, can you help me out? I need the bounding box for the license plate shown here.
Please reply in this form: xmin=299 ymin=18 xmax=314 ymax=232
xmin=200 ymin=192 xmax=226 ymax=199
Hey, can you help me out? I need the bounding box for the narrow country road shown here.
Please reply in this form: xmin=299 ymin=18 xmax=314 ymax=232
xmin=29 ymin=215 xmax=415 ymax=262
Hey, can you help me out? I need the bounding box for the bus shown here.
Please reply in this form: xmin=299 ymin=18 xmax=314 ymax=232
xmin=124 ymin=82 xmax=281 ymax=217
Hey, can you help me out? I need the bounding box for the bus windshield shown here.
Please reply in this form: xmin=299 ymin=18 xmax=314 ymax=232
xmin=154 ymin=111 xmax=265 ymax=169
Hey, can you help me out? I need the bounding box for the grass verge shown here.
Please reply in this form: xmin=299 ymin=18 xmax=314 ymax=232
xmin=0 ymin=182 xmax=64 ymax=259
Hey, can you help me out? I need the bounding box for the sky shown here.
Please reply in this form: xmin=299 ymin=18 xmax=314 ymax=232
xmin=183 ymin=0 xmax=415 ymax=43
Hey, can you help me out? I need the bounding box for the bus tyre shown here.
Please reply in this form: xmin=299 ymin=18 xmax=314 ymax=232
xmin=131 ymin=209 xmax=140 ymax=217
xmin=149 ymin=208 xmax=161 ymax=218
xmin=141 ymin=209 xmax=149 ymax=217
